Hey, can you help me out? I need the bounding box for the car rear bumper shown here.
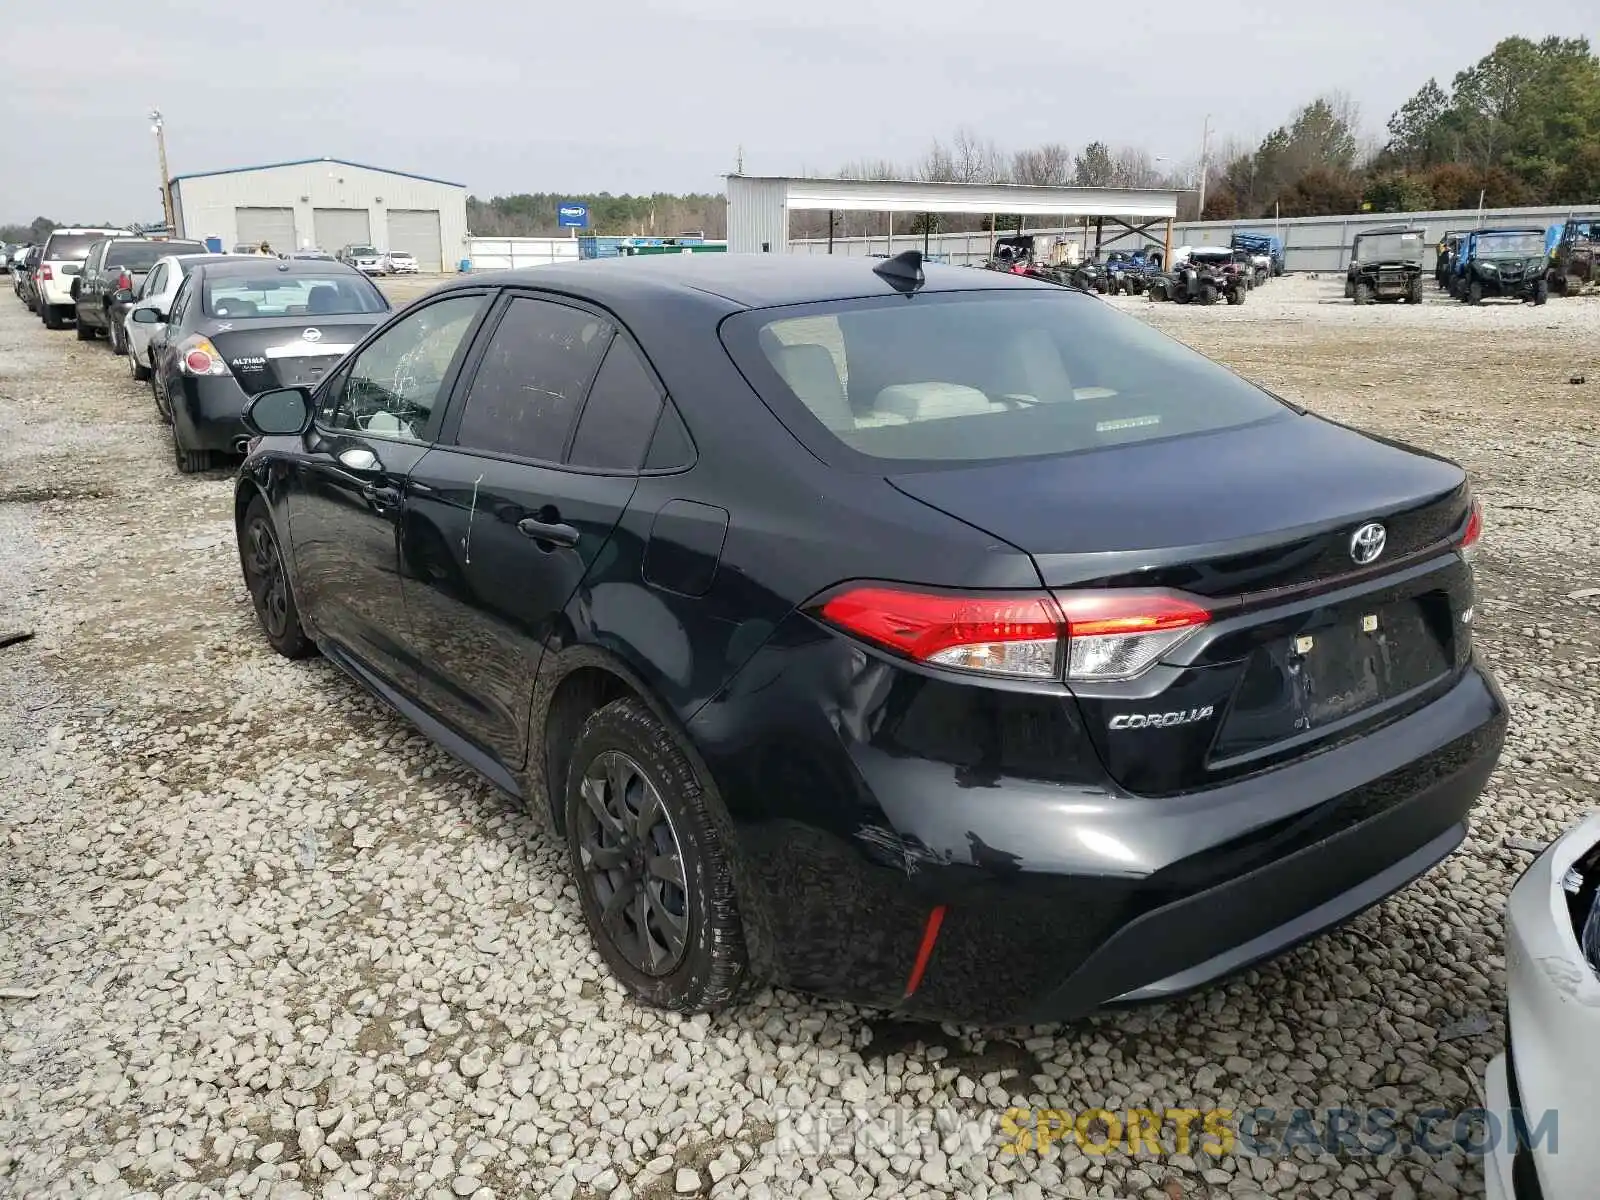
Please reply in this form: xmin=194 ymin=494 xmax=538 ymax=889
xmin=174 ymin=375 xmax=254 ymax=452
xmin=690 ymin=629 xmax=1507 ymax=1025
xmin=1484 ymin=808 xmax=1600 ymax=1200
xmin=39 ymin=278 xmax=74 ymax=306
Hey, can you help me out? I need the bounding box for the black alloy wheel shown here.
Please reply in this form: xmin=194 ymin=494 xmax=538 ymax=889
xmin=240 ymin=498 xmax=314 ymax=658
xmin=575 ymin=749 xmax=691 ymax=976
xmin=563 ymin=697 xmax=748 ymax=1011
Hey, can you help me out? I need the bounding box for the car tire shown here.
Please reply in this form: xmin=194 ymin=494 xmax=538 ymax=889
xmin=1533 ymin=280 xmax=1549 ymax=306
xmin=76 ymin=316 xmax=96 ymax=341
xmin=563 ymin=696 xmax=749 ymax=1013
xmin=42 ymin=304 xmax=65 ymax=330
xmin=239 ymin=495 xmax=315 ymax=659
xmin=171 ymin=421 xmax=212 ymax=474
xmin=1199 ymin=283 xmax=1218 ymax=305
xmin=109 ymin=318 xmax=127 ymax=355
xmin=130 ymin=344 xmax=150 ymax=382
xmin=1408 ymin=278 xmax=1425 ymax=304
xmin=1227 ymin=285 xmax=1245 ymax=305
xmin=1468 ymin=280 xmax=1484 ymax=305
xmin=1353 ymin=282 xmax=1372 ymax=305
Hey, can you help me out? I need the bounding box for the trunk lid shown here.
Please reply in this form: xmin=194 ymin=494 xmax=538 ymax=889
xmin=203 ymin=315 xmax=377 ymax=395
xmin=887 ymin=414 xmax=1476 ymax=795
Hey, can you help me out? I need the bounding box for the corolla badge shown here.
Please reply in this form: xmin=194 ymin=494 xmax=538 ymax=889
xmin=1349 ymin=522 xmax=1387 ymax=565
xmin=301 ymin=327 xmax=322 ymax=343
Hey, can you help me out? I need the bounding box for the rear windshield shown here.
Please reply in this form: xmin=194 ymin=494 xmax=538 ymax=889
xmin=44 ymin=233 xmax=103 ymax=261
xmin=202 ymin=274 xmax=387 ymax=319
xmin=107 ymin=241 xmax=206 ymax=270
xmin=722 ymin=290 xmax=1290 ymax=466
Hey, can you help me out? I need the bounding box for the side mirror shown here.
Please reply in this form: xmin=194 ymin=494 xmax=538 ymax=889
xmin=60 ymin=262 xmax=83 ymax=276
xmin=113 ymin=288 xmax=135 ymax=304
xmin=131 ymin=307 xmax=164 ymax=324
xmin=243 ymin=387 xmax=314 ymax=437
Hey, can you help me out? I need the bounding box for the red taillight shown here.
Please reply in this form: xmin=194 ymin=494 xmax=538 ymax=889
xmin=185 ymin=349 xmax=214 ymax=373
xmin=1057 ymin=591 xmax=1210 ymax=681
xmin=816 ymin=585 xmax=1211 ymax=682
xmin=117 ymin=271 xmax=132 ymax=291
xmin=1459 ymin=497 xmax=1483 ymax=563
xmin=40 ymin=265 xmax=52 ymax=280
xmin=818 ymin=587 xmax=1064 ymax=679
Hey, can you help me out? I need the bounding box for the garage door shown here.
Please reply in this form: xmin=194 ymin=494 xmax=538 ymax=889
xmin=314 ymin=208 xmax=372 ymax=254
xmin=235 ymin=207 xmax=296 ymax=253
xmin=386 ymin=210 xmax=442 ymax=272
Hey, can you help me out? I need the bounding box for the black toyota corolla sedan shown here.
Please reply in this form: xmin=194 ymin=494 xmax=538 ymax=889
xmin=231 ymin=252 xmax=1505 ymax=1024
xmin=140 ymin=257 xmax=389 ymax=472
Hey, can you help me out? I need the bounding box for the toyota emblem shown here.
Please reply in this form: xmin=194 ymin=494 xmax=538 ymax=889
xmin=1349 ymin=522 xmax=1387 ymax=565
xmin=301 ymin=327 xmax=322 ymax=343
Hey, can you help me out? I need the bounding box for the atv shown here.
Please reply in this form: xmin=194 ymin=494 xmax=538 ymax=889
xmin=1344 ymin=226 xmax=1426 ymax=305
xmin=1450 ymin=227 xmax=1550 ymax=305
xmin=1547 ymin=215 xmax=1600 ymax=295
xmin=1147 ymin=256 xmax=1245 ymax=305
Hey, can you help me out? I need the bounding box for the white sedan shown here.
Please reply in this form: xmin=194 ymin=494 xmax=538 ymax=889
xmin=383 ymin=251 xmax=419 ymax=275
xmin=1484 ymin=808 xmax=1600 ymax=1200
xmin=121 ymin=252 xmax=255 ymax=384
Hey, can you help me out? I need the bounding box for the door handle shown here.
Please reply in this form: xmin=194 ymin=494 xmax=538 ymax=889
xmin=364 ymin=483 xmax=401 ymax=509
xmin=517 ymin=517 xmax=580 ymax=548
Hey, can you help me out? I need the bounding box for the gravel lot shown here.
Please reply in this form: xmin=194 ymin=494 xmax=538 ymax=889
xmin=1 ymin=271 xmax=1597 ymax=1200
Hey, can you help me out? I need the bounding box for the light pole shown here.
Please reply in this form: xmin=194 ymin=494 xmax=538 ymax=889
xmin=1196 ymin=114 xmax=1213 ymax=219
xmin=150 ymin=110 xmax=174 ymax=232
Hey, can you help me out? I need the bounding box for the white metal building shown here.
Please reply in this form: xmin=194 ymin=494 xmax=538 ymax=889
xmin=169 ymin=157 xmax=468 ymax=272
xmin=727 ymin=175 xmax=1181 ymax=259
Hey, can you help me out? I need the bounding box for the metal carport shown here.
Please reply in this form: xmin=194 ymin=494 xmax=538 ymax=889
xmin=726 ymin=175 xmax=1181 ymax=262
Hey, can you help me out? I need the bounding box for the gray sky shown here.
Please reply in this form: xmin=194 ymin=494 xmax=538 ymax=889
xmin=1 ymin=0 xmax=1592 ymax=222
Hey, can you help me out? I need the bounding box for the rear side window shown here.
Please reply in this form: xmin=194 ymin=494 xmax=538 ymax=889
xmin=721 ymin=291 xmax=1290 ymax=466
xmin=567 ymin=339 xmax=664 ymax=471
xmin=44 ymin=233 xmax=100 ymax=261
xmin=106 ymin=241 xmax=204 ymax=270
xmin=454 ymin=297 xmax=612 ymax=461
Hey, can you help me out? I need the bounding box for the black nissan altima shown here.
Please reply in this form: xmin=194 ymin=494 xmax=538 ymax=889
xmin=141 ymin=257 xmax=389 ymax=472
xmin=231 ymin=252 xmax=1505 ymax=1024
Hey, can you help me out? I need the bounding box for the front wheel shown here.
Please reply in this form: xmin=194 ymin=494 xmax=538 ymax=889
xmin=564 ymin=697 xmax=749 ymax=1013
xmin=1353 ymin=282 xmax=1372 ymax=305
xmin=239 ymin=496 xmax=315 ymax=658
xmin=1226 ymin=285 xmax=1245 ymax=305
xmin=1532 ymin=279 xmax=1549 ymax=306
xmin=1468 ymin=280 xmax=1484 ymax=305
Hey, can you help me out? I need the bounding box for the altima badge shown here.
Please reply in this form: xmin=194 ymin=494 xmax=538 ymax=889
xmin=302 ymin=328 xmax=322 ymax=342
xmin=1349 ymin=522 xmax=1387 ymax=565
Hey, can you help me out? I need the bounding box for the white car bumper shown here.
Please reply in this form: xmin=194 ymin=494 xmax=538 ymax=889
xmin=1485 ymin=808 xmax=1600 ymax=1200
xmin=355 ymin=262 xmax=385 ymax=275
xmin=39 ymin=275 xmax=76 ymax=306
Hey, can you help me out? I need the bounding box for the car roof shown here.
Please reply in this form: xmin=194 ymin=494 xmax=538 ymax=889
xmin=427 ymin=254 xmax=1061 ymax=312
xmin=190 ymin=258 xmax=371 ymax=278
xmin=1473 ymin=227 xmax=1546 ymax=234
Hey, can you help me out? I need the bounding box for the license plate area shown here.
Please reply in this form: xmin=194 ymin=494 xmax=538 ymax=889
xmin=1212 ymin=594 xmax=1453 ymax=760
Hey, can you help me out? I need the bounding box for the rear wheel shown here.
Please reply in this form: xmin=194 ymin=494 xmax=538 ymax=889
xmin=1199 ymin=283 xmax=1218 ymax=305
xmin=564 ymin=697 xmax=748 ymax=1013
xmin=171 ymin=420 xmax=213 ymax=474
xmin=1226 ymin=285 xmax=1245 ymax=305
xmin=109 ymin=318 xmax=127 ymax=355
xmin=42 ymin=304 xmax=65 ymax=330
xmin=129 ymin=342 xmax=150 ymax=382
xmin=75 ymin=317 xmax=95 ymax=341
xmin=240 ymin=495 xmax=315 ymax=658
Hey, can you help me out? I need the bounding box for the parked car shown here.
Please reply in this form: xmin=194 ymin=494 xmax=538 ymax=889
xmin=286 ymin=247 xmax=335 ymax=262
xmin=35 ymin=226 xmax=133 ymax=328
xmin=337 ymin=244 xmax=386 ymax=276
xmin=121 ymin=252 xmax=256 ymax=382
xmin=1483 ymin=809 xmax=1600 ymax=1200
xmin=15 ymin=246 xmax=43 ymax=310
xmin=228 ymin=251 xmax=1504 ymax=1022
xmin=1450 ymin=227 xmax=1550 ymax=304
xmin=1547 ymin=213 xmax=1599 ymax=295
xmin=382 ymin=250 xmax=419 ymax=275
xmin=0 ymin=243 xmax=16 ymax=274
xmin=1343 ymin=226 xmax=1426 ymax=305
xmin=142 ymin=258 xmax=389 ymax=472
xmin=72 ymin=236 xmax=207 ymax=345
